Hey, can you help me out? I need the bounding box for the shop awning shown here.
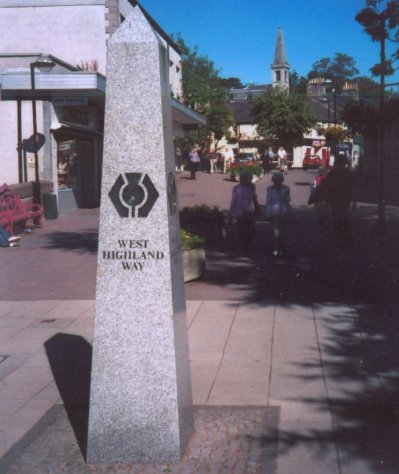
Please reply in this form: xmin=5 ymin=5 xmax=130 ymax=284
xmin=0 ymin=71 xmax=106 ymax=101
xmin=1 ymin=70 xmax=205 ymax=127
xmin=170 ymin=97 xmax=206 ymax=126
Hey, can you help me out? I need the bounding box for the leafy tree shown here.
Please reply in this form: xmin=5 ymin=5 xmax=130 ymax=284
xmin=354 ymin=75 xmax=380 ymax=100
xmin=218 ymin=77 xmax=243 ymax=88
xmin=174 ymin=35 xmax=234 ymax=153
xmin=342 ymin=100 xmax=378 ymax=137
xmin=308 ymin=53 xmax=359 ymax=91
xmin=319 ymin=125 xmax=350 ymax=144
xmin=356 ymin=0 xmax=399 ymax=80
xmin=206 ymin=88 xmax=234 ymax=146
xmin=289 ymin=71 xmax=308 ymax=95
xmin=355 ymin=0 xmax=399 ymax=229
xmin=251 ymin=89 xmax=316 ymax=148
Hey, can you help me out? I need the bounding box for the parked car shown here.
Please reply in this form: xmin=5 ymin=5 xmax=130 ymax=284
xmin=234 ymin=152 xmax=256 ymax=164
xmin=302 ymin=155 xmax=322 ymax=170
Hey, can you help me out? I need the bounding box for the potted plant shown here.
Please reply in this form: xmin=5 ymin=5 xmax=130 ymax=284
xmin=230 ymin=163 xmax=263 ymax=182
xmin=179 ymin=205 xmax=226 ymax=244
xmin=180 ymin=230 xmax=206 ymax=282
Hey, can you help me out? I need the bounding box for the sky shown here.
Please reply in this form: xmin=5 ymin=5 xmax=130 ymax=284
xmin=139 ymin=0 xmax=399 ymax=87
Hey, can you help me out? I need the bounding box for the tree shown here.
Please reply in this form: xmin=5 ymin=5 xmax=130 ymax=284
xmin=356 ymin=0 xmax=399 ymax=79
xmin=289 ymin=71 xmax=308 ymax=95
xmin=308 ymin=53 xmax=360 ymax=91
xmin=218 ymin=77 xmax=243 ymax=88
xmin=342 ymin=100 xmax=378 ymax=136
xmin=251 ymin=89 xmax=316 ymax=148
xmin=356 ymin=0 xmax=399 ymax=229
xmin=206 ymin=89 xmax=233 ymax=146
xmin=354 ymin=75 xmax=380 ymax=100
xmin=320 ymin=125 xmax=350 ymax=145
xmin=174 ymin=35 xmax=234 ymax=153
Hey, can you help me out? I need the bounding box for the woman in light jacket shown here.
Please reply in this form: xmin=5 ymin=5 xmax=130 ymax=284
xmin=265 ymin=172 xmax=290 ymax=257
xmin=230 ymin=171 xmax=257 ymax=250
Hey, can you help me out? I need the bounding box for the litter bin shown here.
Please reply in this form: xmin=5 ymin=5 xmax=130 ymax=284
xmin=43 ymin=193 xmax=58 ymax=220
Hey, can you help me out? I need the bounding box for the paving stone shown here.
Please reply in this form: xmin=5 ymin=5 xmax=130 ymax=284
xmin=1 ymin=406 xmax=277 ymax=474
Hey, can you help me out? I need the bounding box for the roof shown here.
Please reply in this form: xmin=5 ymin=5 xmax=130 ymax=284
xmin=230 ymin=101 xmax=255 ymax=124
xmin=306 ymin=94 xmax=353 ymax=124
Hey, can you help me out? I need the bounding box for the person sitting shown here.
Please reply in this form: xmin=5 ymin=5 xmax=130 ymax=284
xmin=0 ymin=226 xmax=21 ymax=247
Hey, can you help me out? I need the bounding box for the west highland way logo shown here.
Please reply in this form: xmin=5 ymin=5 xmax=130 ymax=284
xmin=109 ymin=173 xmax=159 ymax=218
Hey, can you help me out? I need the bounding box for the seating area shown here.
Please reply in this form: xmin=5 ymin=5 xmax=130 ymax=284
xmin=0 ymin=184 xmax=43 ymax=234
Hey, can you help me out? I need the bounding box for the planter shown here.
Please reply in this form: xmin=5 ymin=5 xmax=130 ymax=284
xmin=183 ymin=248 xmax=206 ymax=282
xmin=180 ymin=217 xmax=225 ymax=245
xmin=230 ymin=172 xmax=262 ymax=183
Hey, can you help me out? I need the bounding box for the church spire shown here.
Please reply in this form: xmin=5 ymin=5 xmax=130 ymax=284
xmin=271 ymin=27 xmax=290 ymax=91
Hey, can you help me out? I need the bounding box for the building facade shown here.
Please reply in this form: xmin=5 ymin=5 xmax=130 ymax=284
xmin=0 ymin=0 xmax=203 ymax=212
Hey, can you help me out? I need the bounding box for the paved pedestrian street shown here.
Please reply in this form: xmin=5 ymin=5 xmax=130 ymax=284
xmin=1 ymin=170 xmax=399 ymax=473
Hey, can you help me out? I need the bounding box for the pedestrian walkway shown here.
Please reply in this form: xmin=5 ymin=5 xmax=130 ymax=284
xmin=1 ymin=298 xmax=399 ymax=472
xmin=1 ymin=170 xmax=399 ymax=472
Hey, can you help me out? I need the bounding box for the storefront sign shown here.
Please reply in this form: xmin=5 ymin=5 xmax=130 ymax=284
xmin=62 ymin=107 xmax=90 ymax=126
xmin=54 ymin=97 xmax=88 ymax=106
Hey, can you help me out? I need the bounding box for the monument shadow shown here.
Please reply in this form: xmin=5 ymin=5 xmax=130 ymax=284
xmin=45 ymin=333 xmax=92 ymax=459
xmin=44 ymin=230 xmax=98 ymax=254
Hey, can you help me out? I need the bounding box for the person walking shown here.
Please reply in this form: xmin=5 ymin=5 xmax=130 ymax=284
xmin=278 ymin=146 xmax=288 ymax=174
xmin=229 ymin=171 xmax=258 ymax=251
xmin=261 ymin=149 xmax=271 ymax=175
xmin=265 ymin=172 xmax=291 ymax=257
xmin=308 ymin=166 xmax=329 ymax=230
xmin=223 ymin=147 xmax=234 ymax=174
xmin=268 ymin=147 xmax=275 ymax=170
xmin=189 ymin=146 xmax=200 ymax=180
xmin=324 ymin=155 xmax=356 ymax=251
xmin=209 ymin=149 xmax=218 ymax=174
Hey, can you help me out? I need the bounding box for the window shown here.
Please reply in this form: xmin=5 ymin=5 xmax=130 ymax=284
xmin=276 ymin=71 xmax=281 ymax=82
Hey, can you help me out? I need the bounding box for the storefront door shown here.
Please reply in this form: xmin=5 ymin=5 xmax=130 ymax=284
xmin=56 ymin=134 xmax=100 ymax=209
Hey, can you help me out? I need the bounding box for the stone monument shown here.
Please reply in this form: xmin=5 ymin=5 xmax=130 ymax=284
xmin=87 ymin=6 xmax=193 ymax=464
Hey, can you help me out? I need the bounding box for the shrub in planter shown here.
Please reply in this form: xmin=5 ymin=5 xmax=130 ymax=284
xmin=180 ymin=230 xmax=205 ymax=250
xmin=230 ymin=163 xmax=263 ymax=182
xmin=179 ymin=205 xmax=225 ymax=244
xmin=180 ymin=230 xmax=206 ymax=282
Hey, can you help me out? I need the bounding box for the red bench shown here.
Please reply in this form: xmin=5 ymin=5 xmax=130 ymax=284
xmin=0 ymin=184 xmax=43 ymax=234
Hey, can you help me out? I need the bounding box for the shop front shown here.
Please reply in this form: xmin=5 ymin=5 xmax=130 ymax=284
xmin=52 ymin=101 xmax=103 ymax=212
xmin=0 ymin=56 xmax=105 ymax=213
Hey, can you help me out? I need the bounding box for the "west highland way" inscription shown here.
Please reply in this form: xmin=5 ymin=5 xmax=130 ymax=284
xmin=102 ymin=239 xmax=165 ymax=270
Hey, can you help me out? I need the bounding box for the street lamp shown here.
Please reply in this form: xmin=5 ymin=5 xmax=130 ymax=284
xmin=30 ymin=55 xmax=55 ymax=204
xmin=323 ymin=79 xmax=337 ymax=125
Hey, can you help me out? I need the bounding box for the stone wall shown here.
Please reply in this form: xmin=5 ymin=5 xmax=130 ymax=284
xmin=105 ymin=0 xmax=121 ymax=39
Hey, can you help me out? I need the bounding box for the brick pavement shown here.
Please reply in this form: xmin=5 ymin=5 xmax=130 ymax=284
xmin=1 ymin=169 xmax=399 ymax=473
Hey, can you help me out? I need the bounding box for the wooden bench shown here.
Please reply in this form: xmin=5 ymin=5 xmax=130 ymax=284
xmin=0 ymin=184 xmax=43 ymax=234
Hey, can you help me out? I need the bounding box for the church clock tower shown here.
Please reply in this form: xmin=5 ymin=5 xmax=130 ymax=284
xmin=271 ymin=27 xmax=290 ymax=91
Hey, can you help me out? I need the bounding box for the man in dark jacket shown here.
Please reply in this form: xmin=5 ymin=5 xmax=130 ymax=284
xmin=325 ymin=155 xmax=356 ymax=251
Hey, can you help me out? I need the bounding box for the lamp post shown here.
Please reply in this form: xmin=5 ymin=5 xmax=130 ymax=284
xmin=30 ymin=56 xmax=55 ymax=204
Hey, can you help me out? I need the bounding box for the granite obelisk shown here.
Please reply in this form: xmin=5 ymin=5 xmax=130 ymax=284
xmin=87 ymin=7 xmax=193 ymax=464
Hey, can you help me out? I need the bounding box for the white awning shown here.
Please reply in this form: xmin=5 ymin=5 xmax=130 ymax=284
xmin=0 ymin=71 xmax=106 ymax=100
xmin=1 ymin=71 xmax=206 ymax=127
